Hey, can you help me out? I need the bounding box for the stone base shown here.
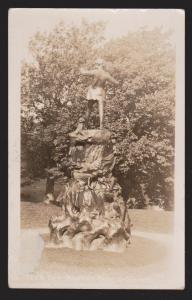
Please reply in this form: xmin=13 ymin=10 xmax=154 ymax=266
xmin=48 ymin=128 xmax=131 ymax=252
xmin=46 ymin=232 xmax=129 ymax=253
xmin=48 ymin=201 xmax=131 ymax=252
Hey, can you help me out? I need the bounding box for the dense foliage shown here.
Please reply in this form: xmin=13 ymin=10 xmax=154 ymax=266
xmin=21 ymin=21 xmax=175 ymax=209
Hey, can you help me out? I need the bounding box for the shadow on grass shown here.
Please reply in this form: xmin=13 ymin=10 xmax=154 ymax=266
xmin=21 ymin=179 xmax=63 ymax=203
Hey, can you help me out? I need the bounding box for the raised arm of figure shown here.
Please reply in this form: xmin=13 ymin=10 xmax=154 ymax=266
xmin=106 ymin=73 xmax=119 ymax=85
xmin=80 ymin=67 xmax=95 ymax=76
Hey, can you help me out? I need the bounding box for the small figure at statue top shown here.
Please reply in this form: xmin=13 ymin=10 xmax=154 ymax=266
xmin=75 ymin=117 xmax=85 ymax=133
xmin=80 ymin=58 xmax=118 ymax=130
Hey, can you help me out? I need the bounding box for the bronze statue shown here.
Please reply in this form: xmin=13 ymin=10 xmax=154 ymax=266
xmin=80 ymin=58 xmax=118 ymax=129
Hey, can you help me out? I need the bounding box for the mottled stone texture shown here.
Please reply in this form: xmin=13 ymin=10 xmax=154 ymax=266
xmin=48 ymin=129 xmax=131 ymax=252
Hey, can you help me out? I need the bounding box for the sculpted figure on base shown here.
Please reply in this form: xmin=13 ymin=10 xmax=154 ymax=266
xmin=80 ymin=58 xmax=118 ymax=129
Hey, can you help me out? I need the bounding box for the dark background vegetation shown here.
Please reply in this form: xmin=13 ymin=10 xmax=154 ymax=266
xmin=21 ymin=21 xmax=175 ymax=210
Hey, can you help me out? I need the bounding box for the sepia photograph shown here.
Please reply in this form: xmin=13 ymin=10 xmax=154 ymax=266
xmin=8 ymin=8 xmax=185 ymax=289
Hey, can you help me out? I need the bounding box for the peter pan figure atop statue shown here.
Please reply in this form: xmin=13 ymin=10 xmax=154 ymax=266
xmin=80 ymin=58 xmax=118 ymax=130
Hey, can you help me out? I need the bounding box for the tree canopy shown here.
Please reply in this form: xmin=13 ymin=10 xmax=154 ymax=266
xmin=21 ymin=21 xmax=175 ymax=210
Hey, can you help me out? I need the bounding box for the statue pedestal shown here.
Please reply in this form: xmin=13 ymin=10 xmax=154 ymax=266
xmin=48 ymin=129 xmax=131 ymax=252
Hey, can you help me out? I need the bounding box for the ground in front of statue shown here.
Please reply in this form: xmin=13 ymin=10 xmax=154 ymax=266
xmin=17 ymin=180 xmax=174 ymax=289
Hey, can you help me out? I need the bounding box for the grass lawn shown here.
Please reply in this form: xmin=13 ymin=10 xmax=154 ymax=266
xmin=17 ymin=179 xmax=175 ymax=289
xmin=21 ymin=179 xmax=174 ymax=233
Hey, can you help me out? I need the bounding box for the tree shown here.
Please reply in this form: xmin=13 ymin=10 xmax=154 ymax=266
xmin=21 ymin=23 xmax=175 ymax=210
xmin=21 ymin=21 xmax=105 ymax=177
xmin=101 ymin=28 xmax=175 ymax=209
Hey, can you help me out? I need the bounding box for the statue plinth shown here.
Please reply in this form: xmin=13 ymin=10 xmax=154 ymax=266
xmin=48 ymin=129 xmax=131 ymax=252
